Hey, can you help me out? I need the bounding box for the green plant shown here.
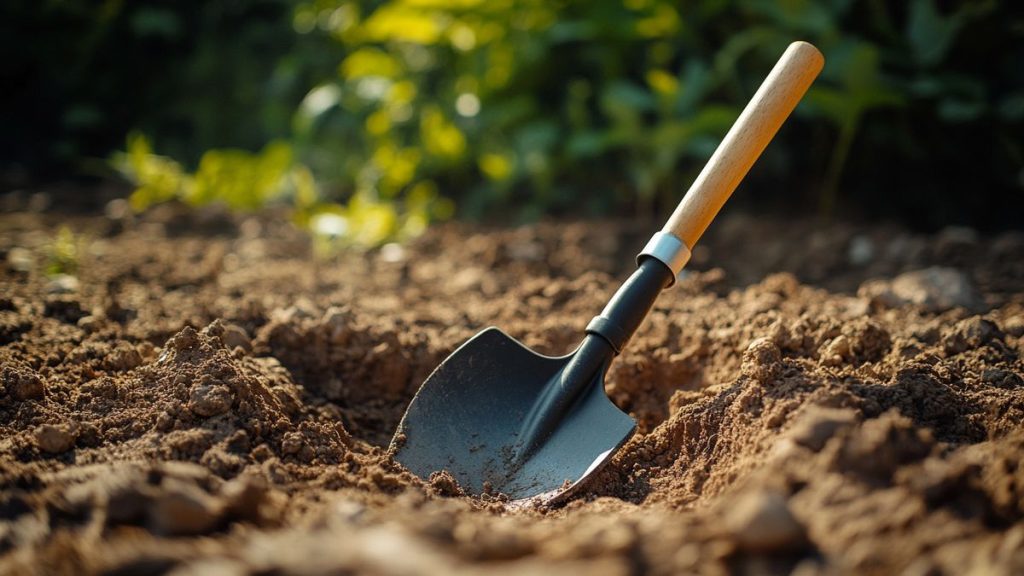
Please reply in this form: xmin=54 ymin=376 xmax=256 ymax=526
xmin=290 ymin=0 xmax=1021 ymax=226
xmin=45 ymin=227 xmax=83 ymax=277
xmin=112 ymin=134 xmax=452 ymax=249
xmin=9 ymin=0 xmax=1021 ymax=231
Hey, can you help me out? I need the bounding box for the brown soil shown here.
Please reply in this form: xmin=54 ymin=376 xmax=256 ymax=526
xmin=2 ymin=202 xmax=1024 ymax=575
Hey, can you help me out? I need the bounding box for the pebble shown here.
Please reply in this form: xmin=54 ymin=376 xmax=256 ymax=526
xmin=34 ymin=424 xmax=76 ymax=453
xmin=104 ymin=198 xmax=131 ymax=221
xmin=379 ymin=242 xmax=405 ymax=263
xmin=821 ymin=335 xmax=851 ymax=367
xmin=847 ymin=235 xmax=874 ymax=266
xmin=220 ymin=323 xmax=252 ymax=352
xmin=45 ymin=274 xmax=80 ymax=294
xmin=724 ymin=490 xmax=805 ymax=552
xmin=6 ymin=247 xmax=33 ymax=272
xmin=942 ymin=316 xmax=1004 ymax=355
xmin=858 ymin=267 xmax=981 ymax=312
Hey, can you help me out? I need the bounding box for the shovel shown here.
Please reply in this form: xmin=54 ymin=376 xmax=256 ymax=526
xmin=390 ymin=41 xmax=824 ymax=504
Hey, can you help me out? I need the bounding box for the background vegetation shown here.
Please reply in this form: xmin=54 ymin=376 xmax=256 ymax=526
xmin=3 ymin=0 xmax=1022 ymax=242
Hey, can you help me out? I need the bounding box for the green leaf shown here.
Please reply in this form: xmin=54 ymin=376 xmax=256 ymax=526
xmin=907 ymin=0 xmax=961 ymax=68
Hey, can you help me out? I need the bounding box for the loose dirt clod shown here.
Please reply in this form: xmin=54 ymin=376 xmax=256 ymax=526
xmin=34 ymin=424 xmax=75 ymax=453
xmin=2 ymin=363 xmax=44 ymax=400
xmin=741 ymin=337 xmax=782 ymax=383
xmin=151 ymin=478 xmax=223 ymax=536
xmin=723 ymin=489 xmax=806 ymax=552
xmin=428 ymin=470 xmax=466 ymax=497
xmin=784 ymin=406 xmax=859 ymax=452
xmin=188 ymin=382 xmax=234 ymax=417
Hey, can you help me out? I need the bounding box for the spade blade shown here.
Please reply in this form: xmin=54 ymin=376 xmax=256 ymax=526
xmin=391 ymin=327 xmax=635 ymax=503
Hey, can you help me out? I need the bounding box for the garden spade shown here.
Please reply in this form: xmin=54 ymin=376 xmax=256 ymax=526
xmin=390 ymin=41 xmax=824 ymax=504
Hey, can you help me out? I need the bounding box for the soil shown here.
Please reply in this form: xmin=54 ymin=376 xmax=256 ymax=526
xmin=2 ymin=200 xmax=1024 ymax=575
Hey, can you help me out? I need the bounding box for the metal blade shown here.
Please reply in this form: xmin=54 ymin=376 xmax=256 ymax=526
xmin=391 ymin=327 xmax=635 ymax=502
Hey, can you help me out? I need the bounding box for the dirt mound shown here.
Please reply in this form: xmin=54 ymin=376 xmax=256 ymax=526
xmin=2 ymin=207 xmax=1024 ymax=574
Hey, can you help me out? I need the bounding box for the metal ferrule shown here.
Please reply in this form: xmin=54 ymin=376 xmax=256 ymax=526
xmin=636 ymin=231 xmax=691 ymax=287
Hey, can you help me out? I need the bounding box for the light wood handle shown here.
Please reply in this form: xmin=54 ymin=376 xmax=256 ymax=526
xmin=663 ymin=41 xmax=824 ymax=249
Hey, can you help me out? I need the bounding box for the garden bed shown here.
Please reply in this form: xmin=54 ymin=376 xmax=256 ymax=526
xmin=2 ymin=203 xmax=1023 ymax=574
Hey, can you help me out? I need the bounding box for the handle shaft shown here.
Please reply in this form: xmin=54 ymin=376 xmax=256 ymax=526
xmin=663 ymin=41 xmax=824 ymax=249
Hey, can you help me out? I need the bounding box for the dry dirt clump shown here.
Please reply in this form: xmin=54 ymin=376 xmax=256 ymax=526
xmin=2 ymin=205 xmax=1024 ymax=574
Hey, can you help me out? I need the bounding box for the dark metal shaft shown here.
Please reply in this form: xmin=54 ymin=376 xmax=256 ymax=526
xmin=513 ymin=258 xmax=674 ymax=460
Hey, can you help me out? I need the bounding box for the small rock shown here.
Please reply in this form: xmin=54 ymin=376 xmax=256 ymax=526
xmin=741 ymin=338 xmax=782 ymax=384
xmin=6 ymin=247 xmax=33 ymax=273
xmin=150 ymin=479 xmax=223 ymax=535
xmin=786 ymin=406 xmax=859 ymax=451
xmin=859 ymin=267 xmax=981 ymax=312
xmin=188 ymin=383 xmax=233 ymax=417
xmin=104 ymin=198 xmax=131 ymax=221
xmin=821 ymin=335 xmax=851 ymax=366
xmin=724 ymin=490 xmax=806 ymax=552
xmin=34 ymin=424 xmax=76 ymax=453
xmin=942 ymin=316 xmax=1004 ymax=355
xmin=220 ymin=323 xmax=252 ymax=352
xmin=379 ymin=242 xmax=406 ymax=263
xmin=45 ymin=274 xmax=80 ymax=294
xmin=847 ymin=235 xmax=874 ymax=266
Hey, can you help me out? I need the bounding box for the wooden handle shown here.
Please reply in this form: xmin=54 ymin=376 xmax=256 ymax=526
xmin=663 ymin=41 xmax=824 ymax=248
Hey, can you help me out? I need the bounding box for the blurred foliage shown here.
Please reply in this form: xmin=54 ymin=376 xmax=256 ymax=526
xmin=4 ymin=0 xmax=1024 ymax=232
xmin=45 ymin=227 xmax=83 ymax=277
xmin=292 ymin=0 xmax=1023 ymax=227
xmin=113 ymin=134 xmax=452 ymax=248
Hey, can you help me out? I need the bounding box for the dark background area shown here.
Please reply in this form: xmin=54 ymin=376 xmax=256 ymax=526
xmin=1 ymin=0 xmax=1022 ymax=235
